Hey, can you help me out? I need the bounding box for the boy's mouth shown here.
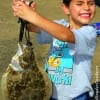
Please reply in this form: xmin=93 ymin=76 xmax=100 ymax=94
xmin=79 ymin=13 xmax=91 ymax=19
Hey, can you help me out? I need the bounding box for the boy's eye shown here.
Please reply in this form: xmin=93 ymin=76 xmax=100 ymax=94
xmin=75 ymin=1 xmax=95 ymax=6
xmin=76 ymin=1 xmax=83 ymax=6
xmin=88 ymin=1 xmax=95 ymax=5
xmin=76 ymin=3 xmax=82 ymax=5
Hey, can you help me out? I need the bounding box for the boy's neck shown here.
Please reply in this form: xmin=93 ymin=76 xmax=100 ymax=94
xmin=68 ymin=17 xmax=88 ymax=29
xmin=69 ymin=20 xmax=83 ymax=29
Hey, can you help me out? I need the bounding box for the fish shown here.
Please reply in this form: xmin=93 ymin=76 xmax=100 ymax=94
xmin=1 ymin=43 xmax=52 ymax=100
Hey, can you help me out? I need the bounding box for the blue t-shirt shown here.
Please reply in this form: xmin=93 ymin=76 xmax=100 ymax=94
xmin=36 ymin=19 xmax=97 ymax=100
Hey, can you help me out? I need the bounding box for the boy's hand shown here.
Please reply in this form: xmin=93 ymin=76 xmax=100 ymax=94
xmin=12 ymin=0 xmax=40 ymax=33
xmin=12 ymin=0 xmax=36 ymax=22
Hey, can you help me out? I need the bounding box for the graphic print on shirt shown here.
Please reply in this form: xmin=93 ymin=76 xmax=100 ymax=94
xmin=46 ymin=39 xmax=74 ymax=85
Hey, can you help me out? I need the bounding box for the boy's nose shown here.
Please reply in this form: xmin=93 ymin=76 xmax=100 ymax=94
xmin=83 ymin=4 xmax=90 ymax=10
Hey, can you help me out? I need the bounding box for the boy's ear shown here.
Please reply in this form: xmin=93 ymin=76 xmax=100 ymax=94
xmin=61 ymin=3 xmax=70 ymax=15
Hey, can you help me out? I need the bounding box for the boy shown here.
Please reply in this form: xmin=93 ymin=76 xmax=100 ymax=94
xmin=12 ymin=0 xmax=98 ymax=99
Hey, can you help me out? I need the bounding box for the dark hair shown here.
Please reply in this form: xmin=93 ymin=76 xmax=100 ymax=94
xmin=95 ymin=0 xmax=100 ymax=7
xmin=63 ymin=0 xmax=100 ymax=7
xmin=63 ymin=0 xmax=71 ymax=6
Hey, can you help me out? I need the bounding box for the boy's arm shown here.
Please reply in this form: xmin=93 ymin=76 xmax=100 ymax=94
xmin=12 ymin=1 xmax=75 ymax=43
xmin=26 ymin=23 xmax=41 ymax=33
xmin=26 ymin=23 xmax=52 ymax=44
xmin=29 ymin=12 xmax=75 ymax=43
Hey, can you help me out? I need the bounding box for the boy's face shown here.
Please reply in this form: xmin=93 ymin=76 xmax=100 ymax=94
xmin=64 ymin=0 xmax=96 ymax=28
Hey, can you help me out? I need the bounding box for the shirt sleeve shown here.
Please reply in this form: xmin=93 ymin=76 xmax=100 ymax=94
xmin=72 ymin=26 xmax=97 ymax=56
xmin=36 ymin=30 xmax=52 ymax=44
